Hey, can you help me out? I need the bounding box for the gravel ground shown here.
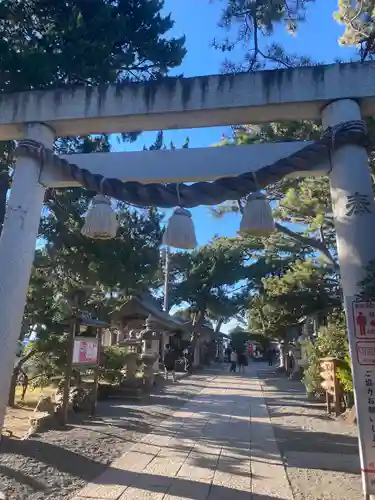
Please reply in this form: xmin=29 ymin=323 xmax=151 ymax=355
xmin=257 ymin=365 xmax=363 ymax=500
xmin=0 ymin=371 xmax=214 ymax=500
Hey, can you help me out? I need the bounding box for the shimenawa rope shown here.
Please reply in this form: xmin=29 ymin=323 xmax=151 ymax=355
xmin=13 ymin=120 xmax=369 ymax=208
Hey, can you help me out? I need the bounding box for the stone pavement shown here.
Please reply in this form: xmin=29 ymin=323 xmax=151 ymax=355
xmin=258 ymin=368 xmax=362 ymax=500
xmin=71 ymin=369 xmax=293 ymax=500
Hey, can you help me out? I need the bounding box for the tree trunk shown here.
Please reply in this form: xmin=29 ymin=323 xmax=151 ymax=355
xmin=7 ymin=348 xmax=37 ymax=407
xmin=8 ymin=369 xmax=19 ymax=407
xmin=21 ymin=372 xmax=29 ymax=401
xmin=214 ymin=317 xmax=223 ymax=334
xmin=188 ymin=310 xmax=205 ymax=370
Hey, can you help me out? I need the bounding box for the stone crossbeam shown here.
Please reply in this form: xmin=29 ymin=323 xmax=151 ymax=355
xmin=41 ymin=141 xmax=326 ymax=188
xmin=1 ymin=62 xmax=375 ymax=141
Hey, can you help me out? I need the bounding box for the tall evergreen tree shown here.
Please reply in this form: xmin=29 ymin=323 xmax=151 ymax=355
xmin=334 ymin=0 xmax=375 ymax=60
xmin=168 ymin=238 xmax=250 ymax=343
xmin=208 ymin=0 xmax=374 ymax=339
xmin=211 ymin=0 xmax=315 ymax=72
xmin=0 ymin=0 xmax=186 ymax=230
xmin=1 ymin=1 xmax=186 ymax=403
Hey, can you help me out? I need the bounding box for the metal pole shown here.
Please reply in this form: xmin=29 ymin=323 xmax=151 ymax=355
xmin=322 ymin=99 xmax=375 ymax=500
xmin=163 ymin=246 xmax=170 ymax=313
xmin=0 ymin=123 xmax=54 ymax=435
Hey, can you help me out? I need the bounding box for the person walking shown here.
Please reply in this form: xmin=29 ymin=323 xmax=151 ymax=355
xmin=182 ymin=347 xmax=189 ymax=372
xmin=286 ymin=350 xmax=294 ymax=380
xmin=229 ymin=350 xmax=237 ymax=373
xmin=267 ymin=348 xmax=274 ymax=367
xmin=225 ymin=346 xmax=231 ymax=364
xmin=237 ymin=350 xmax=247 ymax=374
xmin=163 ymin=344 xmax=176 ymax=383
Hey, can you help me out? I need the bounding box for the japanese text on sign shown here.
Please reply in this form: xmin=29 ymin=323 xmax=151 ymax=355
xmin=72 ymin=337 xmax=99 ymax=366
xmin=357 ymin=343 xmax=375 ymax=366
xmin=352 ymin=302 xmax=375 ymax=338
xmin=320 ymin=360 xmax=335 ymax=394
xmin=365 ymin=370 xmax=375 ymax=440
xmin=346 ymin=297 xmax=375 ymax=495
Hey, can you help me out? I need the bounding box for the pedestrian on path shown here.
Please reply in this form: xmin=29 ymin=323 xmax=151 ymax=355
xmin=229 ymin=350 xmax=237 ymax=372
xmin=163 ymin=344 xmax=176 ymax=383
xmin=237 ymin=350 xmax=247 ymax=374
xmin=267 ymin=348 xmax=274 ymax=367
xmin=286 ymin=350 xmax=294 ymax=379
xmin=182 ymin=347 xmax=189 ymax=372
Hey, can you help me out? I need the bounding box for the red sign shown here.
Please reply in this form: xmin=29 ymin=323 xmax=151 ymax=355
xmin=72 ymin=337 xmax=99 ymax=366
xmin=352 ymin=302 xmax=375 ymax=338
xmin=356 ymin=342 xmax=375 ymax=366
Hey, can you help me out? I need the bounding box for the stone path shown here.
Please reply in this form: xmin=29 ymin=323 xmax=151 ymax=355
xmin=258 ymin=367 xmax=362 ymax=500
xmin=71 ymin=370 xmax=293 ymax=500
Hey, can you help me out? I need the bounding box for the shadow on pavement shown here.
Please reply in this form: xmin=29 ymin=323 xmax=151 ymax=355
xmin=0 ymin=366 xmax=362 ymax=499
xmin=257 ymin=366 xmax=360 ymax=474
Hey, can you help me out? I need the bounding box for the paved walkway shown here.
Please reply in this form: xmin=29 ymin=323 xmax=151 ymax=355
xmin=72 ymin=370 xmax=293 ymax=500
xmin=259 ymin=369 xmax=362 ymax=500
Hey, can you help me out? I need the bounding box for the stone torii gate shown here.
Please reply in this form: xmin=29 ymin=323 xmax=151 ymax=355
xmin=1 ymin=61 xmax=375 ymax=497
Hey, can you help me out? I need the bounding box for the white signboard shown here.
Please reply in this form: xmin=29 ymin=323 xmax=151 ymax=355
xmin=72 ymin=337 xmax=99 ymax=366
xmin=352 ymin=301 xmax=375 ymax=339
xmin=346 ymin=298 xmax=375 ymax=495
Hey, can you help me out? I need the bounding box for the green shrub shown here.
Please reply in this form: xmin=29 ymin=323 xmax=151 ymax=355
xmin=101 ymin=345 xmax=128 ymax=370
xmin=302 ymin=338 xmax=322 ymax=394
xmin=302 ymin=310 xmax=352 ymax=398
xmin=100 ymin=345 xmax=128 ymax=385
xmin=337 ymin=355 xmax=354 ymax=393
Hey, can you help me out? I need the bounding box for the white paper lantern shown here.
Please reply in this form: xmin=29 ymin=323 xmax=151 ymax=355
xmin=81 ymin=195 xmax=118 ymax=240
xmin=162 ymin=207 xmax=197 ymax=249
xmin=240 ymin=191 xmax=275 ymax=236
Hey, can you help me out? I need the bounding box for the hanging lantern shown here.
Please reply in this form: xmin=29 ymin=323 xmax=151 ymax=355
xmin=81 ymin=194 xmax=118 ymax=240
xmin=240 ymin=191 xmax=275 ymax=236
xmin=162 ymin=207 xmax=197 ymax=249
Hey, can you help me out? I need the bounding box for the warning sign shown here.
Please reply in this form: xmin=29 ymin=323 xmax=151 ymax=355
xmin=346 ymin=297 xmax=375 ymax=496
xmin=72 ymin=337 xmax=99 ymax=366
xmin=352 ymin=302 xmax=375 ymax=338
xmin=357 ymin=342 xmax=375 ymax=366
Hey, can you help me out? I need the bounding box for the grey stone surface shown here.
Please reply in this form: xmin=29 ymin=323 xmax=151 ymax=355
xmin=25 ymin=364 xmax=363 ymax=500
xmin=0 ymin=372 xmax=209 ymax=500
xmin=258 ymin=365 xmax=363 ymax=500
xmin=72 ymin=369 xmax=293 ymax=500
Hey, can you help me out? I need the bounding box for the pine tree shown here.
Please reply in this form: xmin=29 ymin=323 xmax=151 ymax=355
xmin=334 ymin=0 xmax=375 ymax=60
xmin=0 ymin=0 xmax=186 ymax=231
xmin=211 ymin=0 xmax=315 ymax=72
xmin=168 ymin=238 xmax=250 ymax=344
xmin=209 ymin=1 xmax=363 ymax=340
xmin=2 ymin=0 xmax=186 ymax=405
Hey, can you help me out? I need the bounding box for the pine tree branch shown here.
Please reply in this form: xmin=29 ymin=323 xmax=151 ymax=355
xmin=237 ymin=200 xmax=337 ymax=269
xmin=275 ymin=222 xmax=339 ymax=271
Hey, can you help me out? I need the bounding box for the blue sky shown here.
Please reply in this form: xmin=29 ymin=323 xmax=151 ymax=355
xmin=115 ymin=1 xmax=356 ymax=331
xmin=113 ymin=0 xmax=356 ymax=245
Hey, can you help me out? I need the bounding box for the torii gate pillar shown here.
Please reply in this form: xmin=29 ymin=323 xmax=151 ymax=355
xmin=323 ymin=99 xmax=375 ymax=500
xmin=0 ymin=123 xmax=55 ymax=431
xmin=323 ymin=99 xmax=375 ymax=297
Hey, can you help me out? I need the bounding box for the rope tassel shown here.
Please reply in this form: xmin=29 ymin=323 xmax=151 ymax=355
xmin=162 ymin=207 xmax=197 ymax=249
xmin=81 ymin=194 xmax=118 ymax=240
xmin=240 ymin=191 xmax=275 ymax=236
